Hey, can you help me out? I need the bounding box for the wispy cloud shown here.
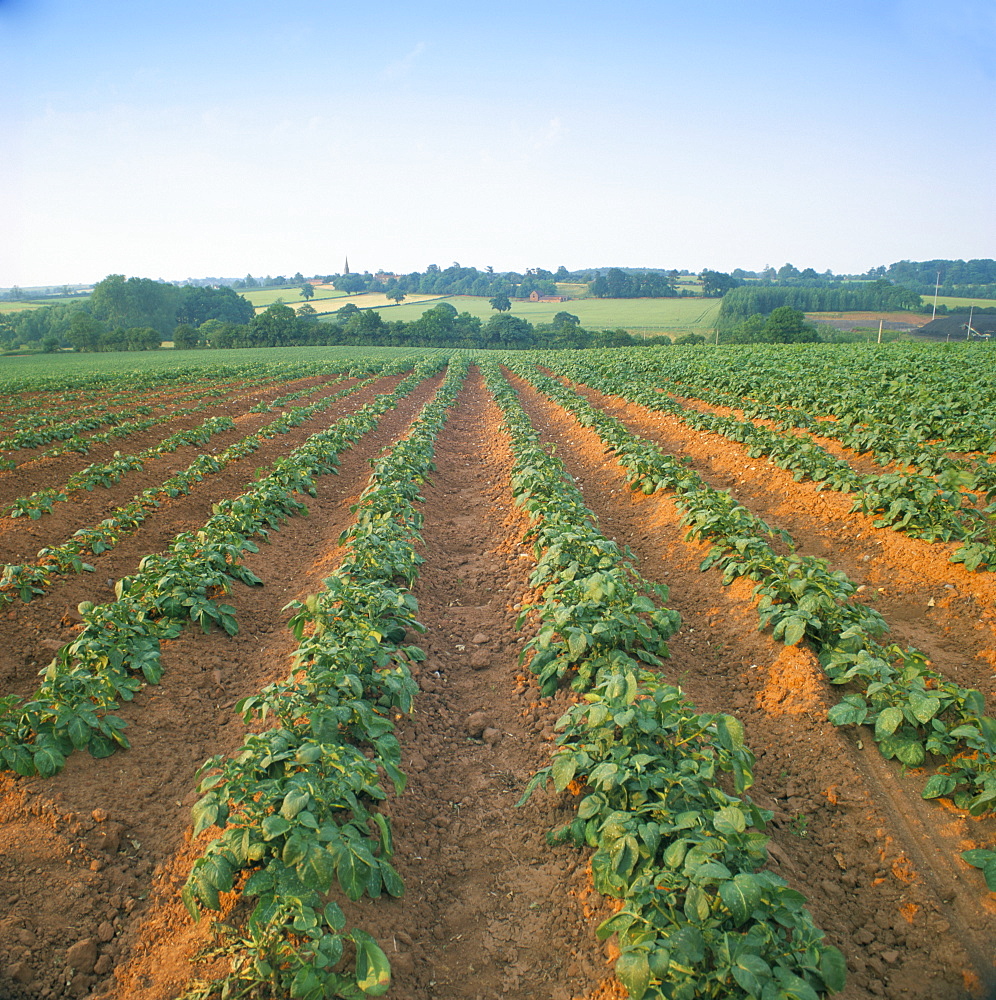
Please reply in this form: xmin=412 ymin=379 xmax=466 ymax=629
xmin=381 ymin=42 xmax=427 ymax=82
xmin=533 ymin=116 xmax=567 ymax=151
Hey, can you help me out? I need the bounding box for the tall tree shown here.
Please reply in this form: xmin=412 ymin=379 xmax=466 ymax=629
xmin=700 ymin=270 xmax=739 ymax=297
xmin=90 ymin=275 xmax=180 ymax=335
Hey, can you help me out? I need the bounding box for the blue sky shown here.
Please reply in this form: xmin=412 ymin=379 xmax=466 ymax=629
xmin=3 ymin=0 xmax=993 ymax=286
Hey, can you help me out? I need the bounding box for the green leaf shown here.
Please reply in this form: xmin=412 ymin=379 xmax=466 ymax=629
xmin=352 ymin=931 xmax=391 ymax=996
xmin=181 ymin=882 xmax=201 ymax=921
xmin=962 ymin=849 xmax=996 ymax=891
xmin=191 ymin=797 xmax=220 ymax=836
xmin=781 ymin=616 xmax=808 ymax=646
xmin=875 ymin=706 xmax=903 ymax=738
xmin=713 ymin=805 xmax=747 ymax=836
xmin=32 ymin=744 xmax=66 ymax=778
xmin=663 ymin=838 xmax=688 ymax=869
xmin=262 ymin=814 xmax=292 ymax=840
xmin=715 ymin=714 xmax=745 ymax=752
xmin=337 ymin=847 xmax=371 ymax=901
xmin=615 ymin=952 xmax=651 ymax=1000
xmin=551 ymin=754 xmax=578 ymax=793
xmin=281 ymin=787 xmax=311 ymax=819
xmin=380 ymin=860 xmax=405 ymax=898
xmin=731 ymin=961 xmax=762 ymax=995
xmin=892 ymin=737 xmax=925 ymax=767
xmin=908 ymin=689 xmax=941 ymax=724
xmin=567 ymin=629 xmax=588 ymax=660
xmin=922 ymin=773 xmax=957 ymax=799
xmin=826 ymin=697 xmax=864 ymax=727
xmin=301 ymin=843 xmax=336 ymax=893
xmin=683 ymin=884 xmax=710 ymax=922
xmin=819 ymin=945 xmax=848 ymax=992
xmin=66 ymin=714 xmax=91 ymax=750
xmin=719 ymin=873 xmax=761 ymax=925
xmin=596 ymin=910 xmax=636 ymax=942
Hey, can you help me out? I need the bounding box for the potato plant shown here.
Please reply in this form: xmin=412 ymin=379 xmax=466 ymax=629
xmin=483 ymin=361 xmax=845 ymax=1000
xmin=0 ymin=359 xmax=446 ymax=777
xmin=510 ymin=358 xmax=996 ymax=819
xmin=181 ymin=360 xmax=468 ymax=1000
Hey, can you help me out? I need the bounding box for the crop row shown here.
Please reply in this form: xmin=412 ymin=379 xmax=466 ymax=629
xmin=538 ymin=352 xmax=996 ymax=574
xmin=620 ymin=344 xmax=996 ymax=453
xmin=5 ymin=370 xmax=367 ymax=519
xmin=659 ymin=375 xmax=996 ymax=485
xmin=482 ymin=361 xmax=845 ymax=1000
xmin=11 ymin=367 xmax=335 ymax=461
xmin=0 ymin=355 xmax=392 ymax=461
xmin=614 ymin=363 xmax=996 ymax=565
xmin=508 ymin=360 xmax=996 ymax=825
xmin=0 ymin=372 xmax=385 ymax=607
xmin=0 ymin=357 xmax=445 ymax=778
xmin=179 ymin=359 xmax=469 ymax=1000
xmin=5 ymin=414 xmax=240 ymax=520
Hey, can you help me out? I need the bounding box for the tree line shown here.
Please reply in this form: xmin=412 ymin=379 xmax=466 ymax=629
xmin=885 ymin=258 xmax=996 ymax=296
xmin=170 ymin=302 xmax=683 ymax=351
xmin=331 ymin=264 xmax=697 ymax=301
xmin=718 ymin=281 xmax=921 ymax=326
xmin=1 ymin=276 xmax=254 ymax=352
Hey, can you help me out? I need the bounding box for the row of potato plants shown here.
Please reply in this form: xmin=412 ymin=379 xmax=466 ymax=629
xmin=481 ymin=361 xmax=845 ymax=1000
xmin=0 ymin=354 xmax=399 ymax=404
xmin=0 ymin=359 xmax=444 ymax=778
xmin=663 ymin=375 xmax=996 ymax=485
xmin=180 ymin=359 xmax=468 ymax=1000
xmin=509 ymin=360 xmax=996 ymax=823
xmin=1 ymin=379 xmax=258 ymax=471
xmin=627 ymin=345 xmax=996 ymax=453
xmin=14 ymin=369 xmax=316 ymax=463
xmin=5 ymin=414 xmax=239 ymax=520
xmin=0 ymin=389 xmax=147 ymax=435
xmin=0 ymin=356 xmax=385 ymax=462
xmin=0 ymin=403 xmax=159 ymax=455
xmin=539 ymin=352 xmax=996 ymax=573
xmin=0 ymin=374 xmax=381 ymax=608
xmin=6 ymin=372 xmax=358 ymax=520
xmin=619 ymin=363 xmax=996 ymax=573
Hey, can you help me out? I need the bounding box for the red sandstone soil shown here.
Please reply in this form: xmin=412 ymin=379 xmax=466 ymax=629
xmin=0 ymin=364 xmax=994 ymax=1000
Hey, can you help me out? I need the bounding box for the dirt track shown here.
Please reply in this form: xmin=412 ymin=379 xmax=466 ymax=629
xmin=1 ymin=364 xmax=995 ymax=1000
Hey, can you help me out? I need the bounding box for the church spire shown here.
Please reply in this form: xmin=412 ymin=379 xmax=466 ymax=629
xmin=343 ymin=256 xmax=350 ymax=275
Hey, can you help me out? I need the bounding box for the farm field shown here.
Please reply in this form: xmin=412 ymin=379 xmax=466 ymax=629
xmin=0 ymin=344 xmax=995 ymax=1000
xmin=241 ymin=288 xmax=446 ymax=317
xmin=928 ymin=297 xmax=996 ymax=311
xmin=378 ymin=295 xmax=722 ymax=335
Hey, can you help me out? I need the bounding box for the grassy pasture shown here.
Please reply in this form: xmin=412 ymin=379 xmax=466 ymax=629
xmin=374 ymin=295 xmax=720 ymax=334
xmin=0 ymin=300 xmax=65 ymax=313
xmin=307 ymin=292 xmax=443 ymax=316
xmin=925 ymin=295 xmax=996 ymax=310
xmin=241 ymin=285 xmax=348 ymax=310
xmin=243 ymin=288 xmax=444 ymax=316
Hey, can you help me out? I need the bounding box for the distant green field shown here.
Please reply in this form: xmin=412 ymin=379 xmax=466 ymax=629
xmin=241 ymin=286 xmax=348 ymax=309
xmin=0 ymin=299 xmax=71 ymax=313
xmin=372 ymin=295 xmax=720 ymax=334
xmin=925 ymin=295 xmax=996 ymax=310
xmin=0 ymin=345 xmax=417 ymax=387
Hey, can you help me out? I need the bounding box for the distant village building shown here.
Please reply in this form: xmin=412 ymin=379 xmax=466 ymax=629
xmin=528 ymin=290 xmax=567 ymax=303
